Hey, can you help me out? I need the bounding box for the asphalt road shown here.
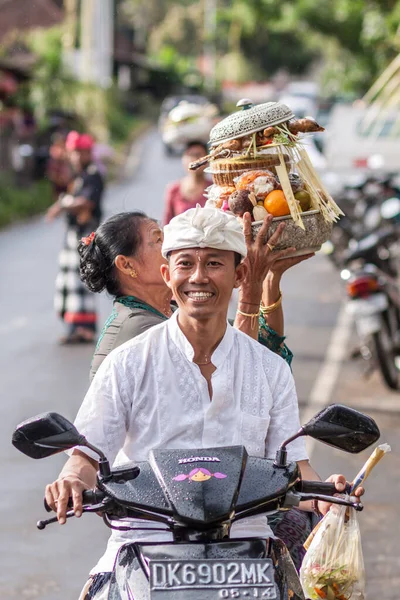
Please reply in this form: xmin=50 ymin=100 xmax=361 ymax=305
xmin=0 ymin=130 xmax=398 ymax=599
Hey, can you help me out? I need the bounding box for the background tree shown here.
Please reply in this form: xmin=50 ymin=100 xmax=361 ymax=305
xmin=121 ymin=0 xmax=400 ymax=96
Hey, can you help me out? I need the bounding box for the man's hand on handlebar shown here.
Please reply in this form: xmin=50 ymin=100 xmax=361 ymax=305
xmin=318 ymin=474 xmax=364 ymax=516
xmin=45 ymin=475 xmax=90 ymax=524
xmin=45 ymin=451 xmax=98 ymax=525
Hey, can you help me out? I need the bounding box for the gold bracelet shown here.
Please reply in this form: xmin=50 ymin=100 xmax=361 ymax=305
xmin=260 ymin=291 xmax=282 ymax=315
xmin=236 ymin=308 xmax=260 ymax=329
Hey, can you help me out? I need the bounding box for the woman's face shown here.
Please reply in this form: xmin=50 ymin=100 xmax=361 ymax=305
xmin=135 ymin=219 xmax=167 ymax=285
xmin=182 ymin=144 xmax=207 ymax=173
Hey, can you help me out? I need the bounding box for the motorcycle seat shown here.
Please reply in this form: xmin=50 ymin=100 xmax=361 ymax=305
xmin=344 ymin=228 xmax=395 ymax=264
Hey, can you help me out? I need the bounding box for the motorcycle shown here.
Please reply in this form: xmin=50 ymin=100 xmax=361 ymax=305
xmin=12 ymin=404 xmax=380 ymax=600
xmin=322 ymin=174 xmax=400 ymax=269
xmin=160 ymin=100 xmax=219 ymax=156
xmin=340 ymin=197 xmax=400 ymax=390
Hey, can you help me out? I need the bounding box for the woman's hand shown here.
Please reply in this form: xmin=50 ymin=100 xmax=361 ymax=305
xmin=240 ymin=212 xmax=295 ymax=302
xmin=267 ymin=252 xmax=315 ymax=280
xmin=318 ymin=473 xmax=364 ymax=516
xmin=45 ymin=201 xmax=63 ymax=222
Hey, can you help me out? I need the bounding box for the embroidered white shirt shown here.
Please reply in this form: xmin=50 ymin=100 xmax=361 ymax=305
xmin=73 ymin=311 xmax=308 ymax=573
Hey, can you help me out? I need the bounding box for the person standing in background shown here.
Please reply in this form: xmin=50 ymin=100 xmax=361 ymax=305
xmin=46 ymin=133 xmax=73 ymax=201
xmin=162 ymin=141 xmax=209 ymax=225
xmin=46 ymin=132 xmax=104 ymax=344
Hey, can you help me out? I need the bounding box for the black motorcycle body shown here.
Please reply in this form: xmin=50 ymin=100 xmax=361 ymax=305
xmin=109 ymin=538 xmax=300 ymax=600
xmin=96 ymin=446 xmax=302 ymax=600
xmin=12 ymin=405 xmax=380 ymax=600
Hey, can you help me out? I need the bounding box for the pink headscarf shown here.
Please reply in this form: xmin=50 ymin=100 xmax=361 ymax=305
xmin=66 ymin=131 xmax=95 ymax=151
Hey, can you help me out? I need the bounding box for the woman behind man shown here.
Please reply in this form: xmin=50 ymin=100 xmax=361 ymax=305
xmin=77 ymin=209 xmax=315 ymax=570
xmin=78 ymin=211 xmax=311 ymax=380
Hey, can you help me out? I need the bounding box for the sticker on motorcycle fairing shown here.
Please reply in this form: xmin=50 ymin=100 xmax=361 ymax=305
xmin=173 ymin=468 xmax=227 ymax=482
xmin=178 ymin=456 xmax=221 ymax=464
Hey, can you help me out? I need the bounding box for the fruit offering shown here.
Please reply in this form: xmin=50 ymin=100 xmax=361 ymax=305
xmin=206 ymin=184 xmax=236 ymax=209
xmin=235 ymin=170 xmax=279 ymax=201
xmin=295 ymin=190 xmax=311 ymax=212
xmin=228 ymin=190 xmax=256 ymax=216
xmin=201 ymin=99 xmax=344 ymax=257
xmin=264 ymin=190 xmax=290 ymax=217
xmin=286 ymin=172 xmax=304 ymax=194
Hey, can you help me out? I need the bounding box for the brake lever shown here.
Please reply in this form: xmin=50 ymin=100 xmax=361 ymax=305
xmin=37 ymin=502 xmax=106 ymax=530
xmin=299 ymin=492 xmax=364 ymax=512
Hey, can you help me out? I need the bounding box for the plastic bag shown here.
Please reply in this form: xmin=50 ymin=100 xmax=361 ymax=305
xmin=234 ymin=169 xmax=279 ymax=200
xmin=300 ymin=503 xmax=365 ymax=600
xmin=205 ymin=184 xmax=236 ymax=209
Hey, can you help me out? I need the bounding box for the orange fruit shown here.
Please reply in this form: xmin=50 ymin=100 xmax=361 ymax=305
xmin=264 ymin=190 xmax=290 ymax=217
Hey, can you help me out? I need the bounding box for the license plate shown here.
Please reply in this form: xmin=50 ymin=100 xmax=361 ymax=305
xmin=149 ymin=559 xmax=277 ymax=600
xmin=355 ymin=315 xmax=381 ymax=337
xmin=346 ymin=294 xmax=388 ymax=317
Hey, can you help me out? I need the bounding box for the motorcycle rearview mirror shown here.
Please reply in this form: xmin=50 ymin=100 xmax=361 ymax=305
xmin=274 ymin=404 xmax=380 ymax=467
xmin=381 ymin=197 xmax=400 ymax=220
xmin=12 ymin=412 xmax=111 ymax=479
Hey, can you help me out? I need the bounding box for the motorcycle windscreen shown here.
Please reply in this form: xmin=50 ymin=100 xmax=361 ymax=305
xmin=148 ymin=446 xmax=247 ymax=524
xmin=108 ymin=540 xmax=305 ymax=600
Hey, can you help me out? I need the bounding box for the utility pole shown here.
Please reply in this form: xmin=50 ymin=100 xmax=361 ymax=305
xmin=80 ymin=0 xmax=114 ymax=87
xmin=63 ymin=0 xmax=78 ymax=53
xmin=94 ymin=0 xmax=114 ymax=88
xmin=80 ymin=0 xmax=94 ymax=83
xmin=203 ymin=0 xmax=217 ymax=93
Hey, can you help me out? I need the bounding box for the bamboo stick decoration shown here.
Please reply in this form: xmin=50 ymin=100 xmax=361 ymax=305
xmin=275 ymin=149 xmax=305 ymax=229
xmin=291 ymin=146 xmax=344 ymax=223
xmin=349 ymin=443 xmax=391 ymax=494
xmin=304 ymin=443 xmax=391 ymax=551
xmin=360 ymin=52 xmax=400 ymax=138
xmin=360 ymin=74 xmax=400 ymax=137
xmin=363 ymin=54 xmax=400 ymax=105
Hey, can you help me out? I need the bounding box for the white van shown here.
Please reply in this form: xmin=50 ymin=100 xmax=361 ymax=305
xmin=324 ymin=104 xmax=400 ymax=172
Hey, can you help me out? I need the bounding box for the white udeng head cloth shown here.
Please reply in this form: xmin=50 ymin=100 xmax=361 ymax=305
xmin=162 ymin=205 xmax=247 ymax=260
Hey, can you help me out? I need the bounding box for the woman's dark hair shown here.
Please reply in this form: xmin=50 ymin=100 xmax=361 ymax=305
xmin=78 ymin=211 xmax=149 ymax=295
xmin=184 ymin=140 xmax=208 ymax=154
xmin=234 ymin=252 xmax=242 ymax=268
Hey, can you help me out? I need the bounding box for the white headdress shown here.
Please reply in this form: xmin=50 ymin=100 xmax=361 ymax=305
xmin=162 ymin=205 xmax=247 ymax=259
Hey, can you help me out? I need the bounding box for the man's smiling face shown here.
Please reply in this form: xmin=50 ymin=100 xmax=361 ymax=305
xmin=161 ymin=247 xmax=245 ymax=321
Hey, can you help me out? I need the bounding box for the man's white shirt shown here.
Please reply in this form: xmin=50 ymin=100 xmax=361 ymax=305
xmin=74 ymin=310 xmax=308 ymax=573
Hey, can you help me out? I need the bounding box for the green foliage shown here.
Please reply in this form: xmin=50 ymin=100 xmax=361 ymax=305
xmin=106 ymin=100 xmax=139 ymax=147
xmin=278 ymin=0 xmax=400 ymax=95
xmin=122 ymin=0 xmax=400 ymax=96
xmin=0 ymin=177 xmax=52 ymax=228
xmin=27 ymin=27 xmax=77 ymax=123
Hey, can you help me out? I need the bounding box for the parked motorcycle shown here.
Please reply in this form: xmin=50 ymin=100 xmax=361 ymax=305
xmin=12 ymin=404 xmax=380 ymax=600
xmin=322 ymin=174 xmax=400 ymax=268
xmin=340 ymin=197 xmax=400 ymax=390
xmin=160 ymin=99 xmax=219 ymax=156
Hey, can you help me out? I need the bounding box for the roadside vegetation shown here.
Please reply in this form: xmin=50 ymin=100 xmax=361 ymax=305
xmin=0 ymin=177 xmax=52 ymax=228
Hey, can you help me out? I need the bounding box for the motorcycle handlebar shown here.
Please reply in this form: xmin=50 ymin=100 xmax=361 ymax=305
xmin=44 ymin=489 xmax=106 ymax=513
xmin=297 ymin=481 xmax=351 ymax=495
xmin=43 ymin=482 xmax=352 ymax=515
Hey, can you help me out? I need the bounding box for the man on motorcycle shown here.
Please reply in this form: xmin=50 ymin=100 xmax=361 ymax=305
xmin=46 ymin=207 xmax=359 ymax=600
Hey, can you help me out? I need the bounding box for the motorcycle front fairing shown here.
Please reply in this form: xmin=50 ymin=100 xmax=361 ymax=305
xmin=107 ymin=539 xmax=305 ymax=600
xmin=98 ymin=446 xmax=299 ymax=529
xmin=99 ymin=447 xmax=302 ymax=600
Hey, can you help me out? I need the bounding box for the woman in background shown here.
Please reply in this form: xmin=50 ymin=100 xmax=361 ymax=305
xmin=46 ymin=133 xmax=72 ymax=201
xmin=162 ymin=141 xmax=209 ymax=225
xmin=46 ymin=132 xmax=104 ymax=344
